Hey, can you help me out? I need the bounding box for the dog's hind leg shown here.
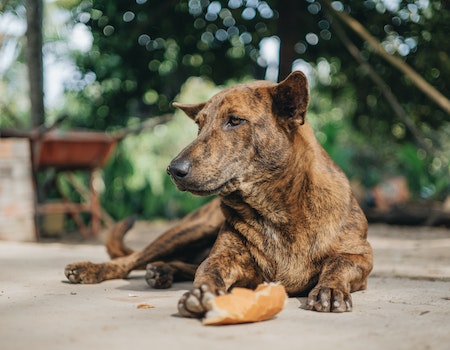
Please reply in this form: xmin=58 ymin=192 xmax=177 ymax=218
xmin=65 ymin=198 xmax=224 ymax=284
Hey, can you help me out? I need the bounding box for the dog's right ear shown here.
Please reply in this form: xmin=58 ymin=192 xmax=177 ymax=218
xmin=173 ymin=102 xmax=206 ymax=120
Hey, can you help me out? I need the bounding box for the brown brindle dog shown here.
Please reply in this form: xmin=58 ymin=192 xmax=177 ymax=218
xmin=65 ymin=71 xmax=373 ymax=316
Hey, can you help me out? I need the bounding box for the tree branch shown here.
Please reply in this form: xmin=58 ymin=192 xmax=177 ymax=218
xmin=320 ymin=0 xmax=450 ymax=115
xmin=327 ymin=13 xmax=438 ymax=154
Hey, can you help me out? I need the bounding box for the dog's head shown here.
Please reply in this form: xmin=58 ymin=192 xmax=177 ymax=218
xmin=167 ymin=70 xmax=310 ymax=196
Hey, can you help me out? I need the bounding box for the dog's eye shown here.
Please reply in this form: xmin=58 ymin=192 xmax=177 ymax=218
xmin=225 ymin=116 xmax=245 ymax=129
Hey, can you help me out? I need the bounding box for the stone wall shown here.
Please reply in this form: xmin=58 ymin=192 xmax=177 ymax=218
xmin=0 ymin=138 xmax=35 ymax=241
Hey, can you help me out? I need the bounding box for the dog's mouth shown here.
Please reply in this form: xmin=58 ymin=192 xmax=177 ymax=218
xmin=172 ymin=177 xmax=238 ymax=197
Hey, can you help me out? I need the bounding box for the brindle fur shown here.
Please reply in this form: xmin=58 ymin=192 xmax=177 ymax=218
xmin=65 ymin=71 xmax=373 ymax=315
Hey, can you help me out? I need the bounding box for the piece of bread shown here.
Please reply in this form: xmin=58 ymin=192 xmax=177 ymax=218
xmin=202 ymin=283 xmax=287 ymax=325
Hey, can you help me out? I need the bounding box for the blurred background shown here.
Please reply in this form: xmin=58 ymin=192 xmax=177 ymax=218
xmin=0 ymin=0 xmax=449 ymax=238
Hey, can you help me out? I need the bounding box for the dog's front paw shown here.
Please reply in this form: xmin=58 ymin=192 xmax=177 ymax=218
xmin=178 ymin=284 xmax=221 ymax=318
xmin=306 ymin=286 xmax=352 ymax=312
xmin=65 ymin=262 xmax=104 ymax=284
xmin=145 ymin=263 xmax=174 ymax=289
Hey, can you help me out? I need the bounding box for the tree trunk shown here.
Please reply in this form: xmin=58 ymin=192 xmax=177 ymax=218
xmin=25 ymin=0 xmax=45 ymax=128
xmin=277 ymin=1 xmax=302 ymax=82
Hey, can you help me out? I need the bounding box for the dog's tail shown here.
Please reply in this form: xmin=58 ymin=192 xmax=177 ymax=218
xmin=105 ymin=216 xmax=136 ymax=259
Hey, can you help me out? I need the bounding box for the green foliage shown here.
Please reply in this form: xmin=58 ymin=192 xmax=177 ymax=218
xmin=1 ymin=0 xmax=449 ymax=220
xmin=0 ymin=2 xmax=29 ymax=128
xmin=63 ymin=0 xmax=274 ymax=130
xmin=306 ymin=62 xmax=449 ymax=200
xmin=51 ymin=0 xmax=450 ymax=213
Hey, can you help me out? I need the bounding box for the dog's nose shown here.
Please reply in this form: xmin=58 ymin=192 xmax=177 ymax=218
xmin=167 ymin=159 xmax=192 ymax=179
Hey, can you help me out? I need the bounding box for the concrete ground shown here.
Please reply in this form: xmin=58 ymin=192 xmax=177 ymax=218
xmin=1 ymin=223 xmax=450 ymax=350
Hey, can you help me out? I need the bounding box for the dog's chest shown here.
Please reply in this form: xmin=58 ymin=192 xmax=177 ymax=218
xmin=227 ymin=211 xmax=317 ymax=293
xmin=245 ymin=220 xmax=309 ymax=280
xmin=261 ymin=222 xmax=280 ymax=244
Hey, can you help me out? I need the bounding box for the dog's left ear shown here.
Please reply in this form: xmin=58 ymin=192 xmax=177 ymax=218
xmin=173 ymin=102 xmax=206 ymax=120
xmin=271 ymin=70 xmax=310 ymax=130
